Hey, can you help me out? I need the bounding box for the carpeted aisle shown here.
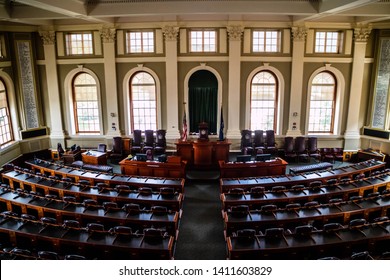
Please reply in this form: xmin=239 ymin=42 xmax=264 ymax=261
xmin=174 ymin=178 xmax=227 ymax=260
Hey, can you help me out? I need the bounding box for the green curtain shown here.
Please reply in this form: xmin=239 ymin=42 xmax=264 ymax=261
xmin=189 ymin=87 xmax=217 ymax=133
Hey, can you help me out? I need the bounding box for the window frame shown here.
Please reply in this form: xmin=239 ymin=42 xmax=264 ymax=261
xmin=129 ymin=71 xmax=158 ymax=133
xmin=307 ymin=71 xmax=337 ymax=134
xmin=125 ymin=30 xmax=155 ymax=54
xmin=0 ymin=78 xmax=13 ymax=147
xmin=252 ymin=30 xmax=281 ymax=53
xmin=64 ymin=32 xmax=94 ymax=56
xmin=250 ymin=70 xmax=279 ymax=131
xmin=189 ymin=29 xmax=218 ymax=53
xmin=314 ymin=30 xmax=343 ymax=54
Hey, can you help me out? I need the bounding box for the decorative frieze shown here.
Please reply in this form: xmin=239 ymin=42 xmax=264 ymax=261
xmin=227 ymin=25 xmax=244 ymax=41
xmin=162 ymin=26 xmax=179 ymax=41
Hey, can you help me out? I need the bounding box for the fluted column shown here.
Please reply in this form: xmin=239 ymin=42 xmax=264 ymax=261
xmin=162 ymin=26 xmax=180 ymax=139
xmin=39 ymin=29 xmax=65 ymax=145
xmin=286 ymin=26 xmax=307 ymax=136
xmin=100 ymin=26 xmax=120 ymax=136
xmin=226 ymin=25 xmax=244 ymax=139
xmin=344 ymin=24 xmax=372 ymax=150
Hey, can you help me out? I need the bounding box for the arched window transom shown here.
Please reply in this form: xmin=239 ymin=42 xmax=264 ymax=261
xmin=0 ymin=79 xmax=13 ymax=146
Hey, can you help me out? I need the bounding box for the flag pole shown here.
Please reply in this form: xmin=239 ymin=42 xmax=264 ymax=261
xmin=182 ymin=102 xmax=188 ymax=142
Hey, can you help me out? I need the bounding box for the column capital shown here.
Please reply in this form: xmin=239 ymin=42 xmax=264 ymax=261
xmin=39 ymin=30 xmax=56 ymax=45
xmin=291 ymin=26 xmax=307 ymax=42
xmin=162 ymin=26 xmax=180 ymax=41
xmin=227 ymin=25 xmax=244 ymax=41
xmin=354 ymin=24 xmax=372 ymax=43
xmin=100 ymin=27 xmax=116 ymax=43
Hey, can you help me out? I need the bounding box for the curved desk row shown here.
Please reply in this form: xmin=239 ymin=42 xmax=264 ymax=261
xmin=0 ymin=214 xmax=174 ymax=260
xmin=0 ymin=186 xmax=180 ymax=236
xmin=224 ymin=193 xmax=390 ymax=236
xmin=220 ymin=159 xmax=386 ymax=192
xmin=227 ymin=220 xmax=390 ymax=260
xmin=221 ymin=172 xmax=390 ymax=210
xmin=25 ymin=159 xmax=185 ymax=193
xmin=1 ymin=170 xmax=183 ymax=211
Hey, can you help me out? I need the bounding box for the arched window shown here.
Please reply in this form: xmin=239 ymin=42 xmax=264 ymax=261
xmin=0 ymin=78 xmax=13 ymax=146
xmin=250 ymin=71 xmax=278 ymax=130
xmin=130 ymin=72 xmax=157 ymax=132
xmin=308 ymin=71 xmax=336 ymax=133
xmin=72 ymin=72 xmax=100 ymax=133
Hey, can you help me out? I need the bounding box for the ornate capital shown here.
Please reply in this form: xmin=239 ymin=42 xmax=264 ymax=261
xmin=227 ymin=25 xmax=244 ymax=41
xmin=100 ymin=27 xmax=116 ymax=43
xmin=162 ymin=26 xmax=179 ymax=41
xmin=291 ymin=26 xmax=307 ymax=42
xmin=39 ymin=30 xmax=56 ymax=45
xmin=354 ymin=24 xmax=372 ymax=43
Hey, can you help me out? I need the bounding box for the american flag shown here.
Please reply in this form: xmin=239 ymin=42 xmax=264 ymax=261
xmin=182 ymin=108 xmax=188 ymax=141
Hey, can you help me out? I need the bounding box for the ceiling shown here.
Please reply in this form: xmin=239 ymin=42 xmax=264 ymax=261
xmin=0 ymin=0 xmax=390 ymax=28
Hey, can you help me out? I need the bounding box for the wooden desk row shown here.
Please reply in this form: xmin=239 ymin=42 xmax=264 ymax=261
xmin=227 ymin=220 xmax=390 ymax=259
xmin=221 ymin=172 xmax=390 ymax=210
xmin=25 ymin=159 xmax=185 ymax=193
xmin=119 ymin=158 xmax=187 ymax=178
xmin=1 ymin=170 xmax=183 ymax=211
xmin=0 ymin=186 xmax=180 ymax=236
xmin=224 ymin=193 xmax=390 ymax=236
xmin=0 ymin=213 xmax=174 ymax=260
xmin=219 ymin=158 xmax=288 ymax=178
xmin=220 ymin=159 xmax=386 ymax=193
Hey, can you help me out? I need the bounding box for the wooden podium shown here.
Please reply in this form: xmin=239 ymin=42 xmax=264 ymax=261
xmin=175 ymin=140 xmax=231 ymax=168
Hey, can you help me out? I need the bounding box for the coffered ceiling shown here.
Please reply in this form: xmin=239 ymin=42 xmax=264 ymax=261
xmin=0 ymin=0 xmax=389 ymax=27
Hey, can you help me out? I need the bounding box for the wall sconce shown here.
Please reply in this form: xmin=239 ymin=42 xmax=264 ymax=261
xmin=110 ymin=112 xmax=116 ymax=117
xmin=293 ymin=112 xmax=298 ymax=117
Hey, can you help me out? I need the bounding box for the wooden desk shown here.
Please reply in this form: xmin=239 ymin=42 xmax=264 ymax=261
xmin=82 ymin=151 xmax=107 ymax=165
xmin=25 ymin=159 xmax=185 ymax=193
xmin=175 ymin=140 xmax=231 ymax=168
xmin=119 ymin=159 xmax=187 ymax=178
xmin=219 ymin=158 xmax=288 ymax=178
xmin=357 ymin=150 xmax=386 ymax=162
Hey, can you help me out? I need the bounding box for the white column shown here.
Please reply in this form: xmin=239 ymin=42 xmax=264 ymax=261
xmin=100 ymin=27 xmax=120 ymax=137
xmin=344 ymin=25 xmax=372 ymax=150
xmin=226 ymin=25 xmax=244 ymax=139
xmin=39 ymin=30 xmax=65 ymax=145
xmin=163 ymin=26 xmax=180 ymax=139
xmin=286 ymin=26 xmax=307 ymax=136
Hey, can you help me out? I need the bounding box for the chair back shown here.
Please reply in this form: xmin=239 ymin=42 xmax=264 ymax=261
xmin=97 ymin=143 xmax=107 ymax=152
xmin=144 ymin=130 xmax=155 ymax=146
xmin=240 ymin=130 xmax=252 ymax=147
xmin=266 ymin=130 xmax=276 ymax=146
xmin=284 ymin=137 xmax=294 ymax=152
xmin=294 ymin=136 xmax=306 ymax=153
xmin=307 ymin=137 xmax=318 ymax=153
xmin=254 ymin=130 xmax=265 ymax=146
xmin=156 ymin=129 xmax=166 ymax=146
xmin=133 ymin=130 xmax=142 ymax=145
xmin=112 ymin=136 xmax=123 ymax=153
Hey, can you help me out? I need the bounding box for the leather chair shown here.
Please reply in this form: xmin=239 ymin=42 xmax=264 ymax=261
xmin=154 ymin=129 xmax=167 ymax=155
xmin=333 ymin=148 xmax=344 ymax=162
xmin=97 ymin=143 xmax=107 ymax=153
xmin=142 ymin=129 xmax=155 ymax=153
xmin=307 ymin=137 xmax=321 ymax=161
xmin=240 ymin=130 xmax=254 ymax=155
xmin=284 ymin=137 xmax=297 ymax=162
xmin=253 ymin=130 xmax=266 ymax=154
xmin=131 ymin=130 xmax=143 ymax=154
xmin=321 ymin=148 xmax=335 ymax=163
xmin=109 ymin=136 xmax=124 ymax=163
xmin=265 ymin=130 xmax=278 ymax=154
xmin=295 ymin=136 xmax=309 ymax=162
xmin=57 ymin=143 xmax=65 ymax=158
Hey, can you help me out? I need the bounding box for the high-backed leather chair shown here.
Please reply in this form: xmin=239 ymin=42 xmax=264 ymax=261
xmin=142 ymin=129 xmax=155 ymax=153
xmin=131 ymin=130 xmax=142 ymax=154
xmin=295 ymin=136 xmax=309 ymax=162
xmin=265 ymin=130 xmax=278 ymax=154
xmin=97 ymin=143 xmax=107 ymax=153
xmin=109 ymin=136 xmax=124 ymax=163
xmin=154 ymin=129 xmax=167 ymax=155
xmin=253 ymin=130 xmax=266 ymax=154
xmin=284 ymin=136 xmax=297 ymax=162
xmin=240 ymin=130 xmax=254 ymax=155
xmin=307 ymin=137 xmax=321 ymax=161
